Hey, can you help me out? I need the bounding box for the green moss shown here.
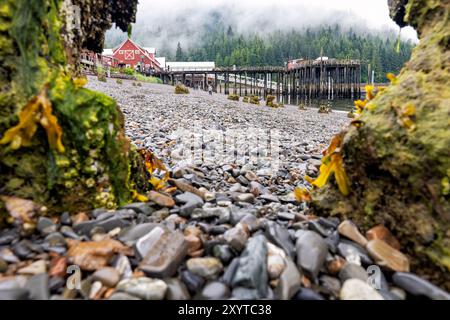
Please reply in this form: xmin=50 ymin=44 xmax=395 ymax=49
xmin=0 ymin=0 xmax=149 ymax=213
xmin=311 ymin=0 xmax=450 ymax=290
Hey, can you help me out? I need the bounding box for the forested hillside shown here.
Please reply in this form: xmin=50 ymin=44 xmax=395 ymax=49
xmin=172 ymin=25 xmax=415 ymax=83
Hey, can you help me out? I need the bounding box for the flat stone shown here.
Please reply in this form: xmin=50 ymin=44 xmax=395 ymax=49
xmin=25 ymin=273 xmax=49 ymax=300
xmin=147 ymin=191 xmax=175 ymax=208
xmin=186 ymin=257 xmax=224 ymax=280
xmin=18 ymin=260 xmax=47 ymax=275
xmin=231 ymin=235 xmax=268 ymax=299
xmin=337 ymin=220 xmax=368 ymax=247
xmin=0 ymin=229 xmax=19 ymax=245
xmin=175 ymin=192 xmax=204 ymax=216
xmin=165 ymin=278 xmax=191 ymax=300
xmin=197 ymin=282 xmax=230 ymax=300
xmin=92 ymin=267 xmax=121 ymax=287
xmin=0 ymin=247 xmax=19 ymax=264
xmin=73 ymin=216 xmax=131 ymax=237
xmin=67 ymin=239 xmax=129 ymax=271
xmin=137 ymin=227 xmax=187 ymax=278
xmin=118 ymin=223 xmax=158 ymax=246
xmin=340 ymin=279 xmax=384 ymax=300
xmin=295 ymin=230 xmax=328 ymax=278
xmin=116 ymin=277 xmax=167 ymax=300
xmin=366 ymin=225 xmax=401 ymax=250
xmin=338 ymin=263 xmax=369 ymax=282
xmin=366 ymin=239 xmax=409 ymax=272
xmin=259 ymin=194 xmax=279 ymax=203
xmin=337 ymin=240 xmax=373 ymax=265
xmin=37 ymin=217 xmax=57 ymax=236
xmin=233 ymin=193 xmax=255 ymax=203
xmin=265 ymin=221 xmax=295 ymax=258
xmin=224 ymin=223 xmax=249 ymax=252
xmin=121 ymin=202 xmax=154 ymax=215
xmin=191 ymin=206 xmax=230 ymax=222
xmin=274 ymin=258 xmax=302 ymax=300
xmin=236 ymin=175 xmax=250 ymax=186
xmin=392 ymin=272 xmax=450 ymax=300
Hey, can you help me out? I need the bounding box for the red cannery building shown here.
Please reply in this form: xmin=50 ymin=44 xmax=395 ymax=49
xmin=104 ymin=38 xmax=161 ymax=73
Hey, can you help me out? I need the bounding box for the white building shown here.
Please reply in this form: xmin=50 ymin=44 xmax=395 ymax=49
xmin=155 ymin=57 xmax=166 ymax=70
xmin=165 ymin=61 xmax=216 ymax=72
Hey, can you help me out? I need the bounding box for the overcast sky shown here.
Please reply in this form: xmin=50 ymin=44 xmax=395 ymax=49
xmin=135 ymin=0 xmax=418 ymax=40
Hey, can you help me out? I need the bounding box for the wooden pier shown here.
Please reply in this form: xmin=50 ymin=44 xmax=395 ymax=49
xmin=157 ymin=59 xmax=361 ymax=100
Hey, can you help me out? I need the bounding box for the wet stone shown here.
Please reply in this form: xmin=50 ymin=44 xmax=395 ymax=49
xmin=295 ymin=230 xmax=328 ymax=278
xmin=231 ymin=235 xmax=268 ymax=299
xmin=265 ymin=221 xmax=295 ymax=258
xmin=224 ymin=224 xmax=248 ymax=252
xmin=137 ymin=227 xmax=187 ymax=278
xmin=175 ymin=192 xmax=204 ymax=217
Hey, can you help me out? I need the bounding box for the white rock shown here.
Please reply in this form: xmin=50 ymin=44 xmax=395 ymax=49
xmin=116 ymin=277 xmax=167 ymax=300
xmin=340 ymin=279 xmax=384 ymax=300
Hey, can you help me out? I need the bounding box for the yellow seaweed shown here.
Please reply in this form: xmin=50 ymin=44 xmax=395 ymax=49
xmin=0 ymin=87 xmax=65 ymax=153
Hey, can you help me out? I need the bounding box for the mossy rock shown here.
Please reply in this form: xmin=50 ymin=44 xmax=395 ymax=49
xmin=98 ymin=74 xmax=107 ymax=82
xmin=227 ymin=94 xmax=240 ymax=101
xmin=265 ymin=95 xmax=276 ymax=107
xmin=175 ymin=84 xmax=189 ymax=94
xmin=250 ymin=96 xmax=260 ymax=105
xmin=116 ymin=79 xmax=123 ymax=85
xmin=318 ymin=105 xmax=331 ymax=113
xmin=0 ymin=0 xmax=146 ymax=214
xmin=311 ymin=0 xmax=450 ymax=290
xmin=299 ymin=103 xmax=307 ymax=111
xmin=242 ymin=96 xmax=250 ymax=103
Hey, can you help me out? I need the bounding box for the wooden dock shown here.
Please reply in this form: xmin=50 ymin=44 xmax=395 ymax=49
xmin=157 ymin=59 xmax=361 ymax=100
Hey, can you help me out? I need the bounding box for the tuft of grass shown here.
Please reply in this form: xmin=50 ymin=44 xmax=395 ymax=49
xmin=227 ymin=94 xmax=240 ymax=101
xmin=175 ymin=84 xmax=190 ymax=94
xmin=116 ymin=79 xmax=123 ymax=85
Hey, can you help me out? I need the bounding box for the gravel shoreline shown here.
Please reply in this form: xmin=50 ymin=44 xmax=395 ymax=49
xmin=0 ymin=77 xmax=448 ymax=301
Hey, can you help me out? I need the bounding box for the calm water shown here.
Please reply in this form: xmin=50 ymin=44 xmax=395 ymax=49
xmin=279 ymin=95 xmax=360 ymax=111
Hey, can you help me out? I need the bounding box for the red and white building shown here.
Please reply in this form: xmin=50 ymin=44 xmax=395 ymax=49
xmin=103 ymin=39 xmax=161 ymax=73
